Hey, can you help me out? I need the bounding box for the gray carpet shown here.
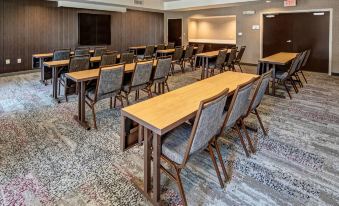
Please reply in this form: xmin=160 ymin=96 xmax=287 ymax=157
xmin=0 ymin=66 xmax=338 ymax=205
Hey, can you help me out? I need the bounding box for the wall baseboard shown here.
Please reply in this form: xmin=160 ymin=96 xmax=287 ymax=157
xmin=0 ymin=69 xmax=40 ymax=78
xmin=332 ymin=72 xmax=339 ymax=76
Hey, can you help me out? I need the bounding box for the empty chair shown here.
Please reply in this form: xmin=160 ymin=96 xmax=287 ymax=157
xmin=59 ymin=56 xmax=90 ymax=102
xmin=181 ymin=45 xmax=195 ymax=69
xmin=293 ymin=51 xmax=308 ymax=88
xmin=42 ymin=49 xmax=71 ymax=85
xmin=75 ymin=47 xmax=90 ymax=56
xmin=120 ymin=52 xmax=134 ymax=64
xmin=152 ymin=56 xmax=172 ymax=94
xmin=208 ymin=49 xmax=228 ymax=76
xmin=193 ymin=44 xmax=205 ymax=70
xmin=157 ymin=44 xmax=166 ymax=51
xmin=122 ymin=61 xmax=153 ymax=105
xmin=225 ymin=48 xmax=237 ymax=71
xmin=85 ymin=64 xmax=124 ymax=129
xmin=93 ymin=47 xmax=106 ymax=57
xmin=100 ymin=53 xmax=117 ymax=67
xmin=297 ymin=49 xmax=311 ymax=84
xmin=167 ymin=42 xmax=175 ymax=49
xmin=161 ymin=88 xmax=229 ymax=205
xmin=196 ymin=44 xmax=204 ymax=54
xmin=139 ymin=45 xmax=155 ymax=60
xmin=170 ymin=47 xmax=184 ymax=74
xmin=243 ymin=70 xmax=272 ymax=137
xmin=275 ymin=53 xmax=302 ymax=99
xmin=234 ymin=46 xmax=246 ymax=72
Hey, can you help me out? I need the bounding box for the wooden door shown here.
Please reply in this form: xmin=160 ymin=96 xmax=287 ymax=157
xmin=263 ymin=12 xmax=330 ymax=73
xmin=168 ymin=19 xmax=182 ymax=46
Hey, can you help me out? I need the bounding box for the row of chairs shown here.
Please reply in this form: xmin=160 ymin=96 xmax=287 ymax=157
xmin=159 ymin=70 xmax=271 ymax=205
xmin=135 ymin=42 xmax=175 ymax=60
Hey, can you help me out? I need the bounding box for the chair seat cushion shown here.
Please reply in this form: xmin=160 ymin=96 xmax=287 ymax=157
xmin=162 ymin=123 xmax=192 ymax=164
xmin=275 ymin=71 xmax=288 ymax=80
xmin=123 ymin=84 xmax=148 ymax=93
xmin=86 ymin=86 xmax=119 ymax=101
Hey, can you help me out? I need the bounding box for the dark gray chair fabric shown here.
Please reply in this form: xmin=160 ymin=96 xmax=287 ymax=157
xmin=94 ymin=47 xmax=106 ymax=57
xmin=196 ymin=44 xmax=204 ymax=54
xmin=120 ymin=52 xmax=134 ymax=64
xmin=53 ymin=49 xmax=70 ymax=61
xmin=157 ymin=44 xmax=166 ymax=50
xmin=167 ymin=42 xmax=175 ymax=49
xmin=100 ymin=53 xmax=117 ymax=67
xmin=141 ymin=45 xmax=155 ymax=60
xmin=153 ymin=57 xmax=172 ymax=81
xmin=209 ymin=50 xmax=227 ymax=75
xmin=225 ymin=48 xmax=237 ymax=71
xmin=68 ymin=56 xmax=90 ymax=73
xmin=171 ymin=47 xmax=184 ymax=74
xmin=234 ymin=46 xmax=246 ymax=72
xmin=75 ymin=48 xmax=90 ymax=56
xmin=248 ymin=71 xmax=271 ymax=114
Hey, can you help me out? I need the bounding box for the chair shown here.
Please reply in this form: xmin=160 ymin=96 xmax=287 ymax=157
xmin=100 ymin=53 xmax=117 ymax=67
xmin=208 ymin=49 xmax=228 ymax=76
xmin=193 ymin=44 xmax=205 ymax=70
xmin=299 ymin=49 xmax=311 ymax=83
xmin=225 ymin=48 xmax=237 ymax=71
xmin=152 ymin=56 xmax=172 ymax=94
xmin=167 ymin=42 xmax=175 ymax=49
xmin=93 ymin=47 xmax=106 ymax=57
xmin=157 ymin=44 xmax=166 ymax=51
xmin=59 ymin=56 xmax=90 ymax=102
xmin=161 ymin=88 xmax=229 ymax=205
xmin=182 ymin=45 xmax=195 ymax=69
xmin=234 ymin=46 xmax=246 ymax=72
xmin=243 ymin=70 xmax=272 ymax=137
xmin=122 ymin=61 xmax=153 ymax=105
xmin=293 ymin=51 xmax=308 ymax=88
xmin=274 ymin=53 xmax=302 ymax=99
xmin=85 ymin=65 xmax=124 ymax=129
xmin=41 ymin=49 xmax=70 ymax=85
xmin=170 ymin=47 xmax=184 ymax=74
xmin=139 ymin=45 xmax=155 ymax=60
xmin=120 ymin=52 xmax=134 ymax=64
xmin=75 ymin=48 xmax=90 ymax=56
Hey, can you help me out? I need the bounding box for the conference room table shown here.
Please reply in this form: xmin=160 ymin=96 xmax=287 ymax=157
xmin=120 ymin=71 xmax=259 ymax=205
xmin=65 ymin=61 xmax=158 ymax=130
xmin=196 ymin=50 xmax=230 ymax=80
xmin=259 ymin=52 xmax=298 ymax=96
xmin=156 ymin=46 xmax=198 ymax=57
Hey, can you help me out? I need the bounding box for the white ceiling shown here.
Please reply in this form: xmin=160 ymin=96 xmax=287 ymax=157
xmin=51 ymin=0 xmax=261 ymax=11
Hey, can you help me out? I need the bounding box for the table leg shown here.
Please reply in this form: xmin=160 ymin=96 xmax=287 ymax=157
xmin=39 ymin=58 xmax=45 ymax=85
xmin=272 ymin=64 xmax=276 ymax=96
xmin=144 ymin=128 xmax=151 ymax=193
xmin=51 ymin=67 xmax=60 ymax=103
xmin=201 ymin=57 xmax=205 ymax=80
xmin=152 ymin=133 xmax=161 ymax=202
xmin=74 ymin=81 xmax=90 ymax=130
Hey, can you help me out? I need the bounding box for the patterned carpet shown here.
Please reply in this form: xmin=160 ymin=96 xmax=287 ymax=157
xmin=0 ymin=66 xmax=338 ymax=205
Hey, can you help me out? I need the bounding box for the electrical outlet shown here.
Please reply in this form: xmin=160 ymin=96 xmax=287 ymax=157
xmin=5 ymin=59 xmax=10 ymax=65
xmin=17 ymin=59 xmax=22 ymax=64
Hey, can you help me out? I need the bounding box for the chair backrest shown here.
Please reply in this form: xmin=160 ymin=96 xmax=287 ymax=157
xmin=94 ymin=64 xmax=124 ymax=101
xmin=144 ymin=45 xmax=155 ymax=58
xmin=94 ymin=47 xmax=106 ymax=57
xmin=120 ymin=52 xmax=134 ymax=64
xmin=215 ymin=49 xmax=228 ymax=69
xmin=246 ymin=70 xmax=272 ymax=116
xmin=157 ymin=44 xmax=166 ymax=51
xmin=196 ymin=44 xmax=204 ymax=54
xmin=69 ymin=56 xmax=90 ymax=73
xmin=184 ymin=45 xmax=194 ymax=59
xmin=295 ymin=51 xmax=307 ymax=72
xmin=130 ymin=61 xmax=153 ymax=87
xmin=100 ymin=53 xmax=117 ymax=67
xmin=172 ymin=47 xmax=184 ymax=61
xmin=75 ymin=48 xmax=90 ymax=56
xmin=182 ymin=88 xmax=229 ymax=164
xmin=302 ymin=49 xmax=311 ymax=68
xmin=226 ymin=48 xmax=237 ymax=66
xmin=153 ymin=57 xmax=172 ymax=80
xmin=167 ymin=42 xmax=175 ymax=49
xmin=53 ymin=49 xmax=70 ymax=61
xmin=287 ymin=53 xmax=302 ymax=76
xmin=236 ymin=46 xmax=246 ymax=62
xmin=222 ymin=78 xmax=256 ymax=130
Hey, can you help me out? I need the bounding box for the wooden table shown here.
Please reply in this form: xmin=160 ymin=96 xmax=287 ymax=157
xmin=156 ymin=47 xmax=198 ymax=57
xmin=259 ymin=52 xmax=298 ymax=96
xmin=196 ymin=50 xmax=222 ymax=79
xmin=65 ymin=61 xmax=157 ymax=129
xmin=120 ymin=71 xmax=259 ymax=205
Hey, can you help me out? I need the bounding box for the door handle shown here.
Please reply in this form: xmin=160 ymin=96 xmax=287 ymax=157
xmin=179 ymin=37 xmax=182 ymax=40
xmin=286 ymin=40 xmax=292 ymax=43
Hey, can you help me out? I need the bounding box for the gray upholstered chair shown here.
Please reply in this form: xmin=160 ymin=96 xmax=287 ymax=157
xmin=299 ymin=49 xmax=311 ymax=83
xmin=120 ymin=52 xmax=134 ymax=64
xmin=196 ymin=44 xmax=204 ymax=54
xmin=234 ymin=46 xmax=246 ymax=72
xmin=59 ymin=56 xmax=90 ymax=102
xmin=53 ymin=49 xmax=71 ymax=61
xmin=139 ymin=45 xmax=155 ymax=60
xmin=122 ymin=61 xmax=153 ymax=105
xmin=182 ymin=45 xmax=195 ymax=69
xmin=167 ymin=42 xmax=175 ymax=49
xmin=100 ymin=53 xmax=117 ymax=67
xmin=225 ymin=48 xmax=237 ymax=71
xmin=170 ymin=47 xmax=184 ymax=75
xmin=243 ymin=70 xmax=272 ymax=137
xmin=275 ymin=53 xmax=302 ymax=99
xmin=75 ymin=48 xmax=90 ymax=56
xmin=193 ymin=44 xmax=205 ymax=71
xmin=208 ymin=49 xmax=228 ymax=76
xmin=293 ymin=50 xmax=308 ymax=88
xmin=161 ymin=88 xmax=229 ymax=206
xmin=157 ymin=44 xmax=166 ymax=51
xmin=152 ymin=56 xmax=172 ymax=94
xmin=94 ymin=47 xmax=106 ymax=57
xmin=85 ymin=64 xmax=124 ymax=129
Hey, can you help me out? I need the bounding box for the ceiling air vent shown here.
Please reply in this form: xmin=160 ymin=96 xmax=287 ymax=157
xmin=134 ymin=0 xmax=144 ymax=6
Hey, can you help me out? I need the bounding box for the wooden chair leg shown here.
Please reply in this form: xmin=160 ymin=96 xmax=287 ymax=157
xmin=235 ymin=124 xmax=250 ymax=157
xmin=238 ymin=63 xmax=243 ymax=73
xmin=64 ymin=84 xmax=68 ymax=102
xmin=113 ymin=96 xmax=117 ymax=108
xmin=240 ymin=119 xmax=256 ymax=154
xmin=91 ymin=105 xmax=97 ymax=129
xmin=174 ymin=167 xmax=187 ymax=206
xmin=300 ymin=71 xmax=308 ymax=83
xmin=165 ymin=81 xmax=170 ymax=92
xmin=213 ymin=138 xmax=229 ymax=181
xmin=254 ymin=109 xmax=267 ymax=136
xmin=110 ymin=97 xmax=113 ymax=109
xmin=283 ymin=81 xmax=292 ymax=99
xmin=208 ymin=143 xmax=224 ymax=188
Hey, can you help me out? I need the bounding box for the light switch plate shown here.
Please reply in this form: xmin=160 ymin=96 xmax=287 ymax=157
xmin=6 ymin=59 xmax=10 ymax=65
xmin=17 ymin=59 xmax=22 ymax=64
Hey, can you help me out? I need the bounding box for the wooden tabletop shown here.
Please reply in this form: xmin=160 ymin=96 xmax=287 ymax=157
xmin=43 ymin=56 xmax=102 ymax=67
xmin=260 ymin=52 xmax=298 ymax=65
xmin=65 ymin=61 xmax=158 ymax=82
xmin=196 ymin=50 xmax=227 ymax=58
xmin=122 ymin=71 xmax=259 ymax=135
xmin=156 ymin=49 xmax=175 ymax=54
xmin=33 ymin=50 xmax=95 ymax=59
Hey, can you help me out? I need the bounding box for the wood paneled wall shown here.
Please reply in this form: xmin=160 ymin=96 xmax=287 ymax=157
xmin=0 ymin=0 xmax=164 ymax=74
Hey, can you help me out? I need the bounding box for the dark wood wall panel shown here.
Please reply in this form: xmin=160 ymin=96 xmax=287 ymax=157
xmin=0 ymin=0 xmax=164 ymax=74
